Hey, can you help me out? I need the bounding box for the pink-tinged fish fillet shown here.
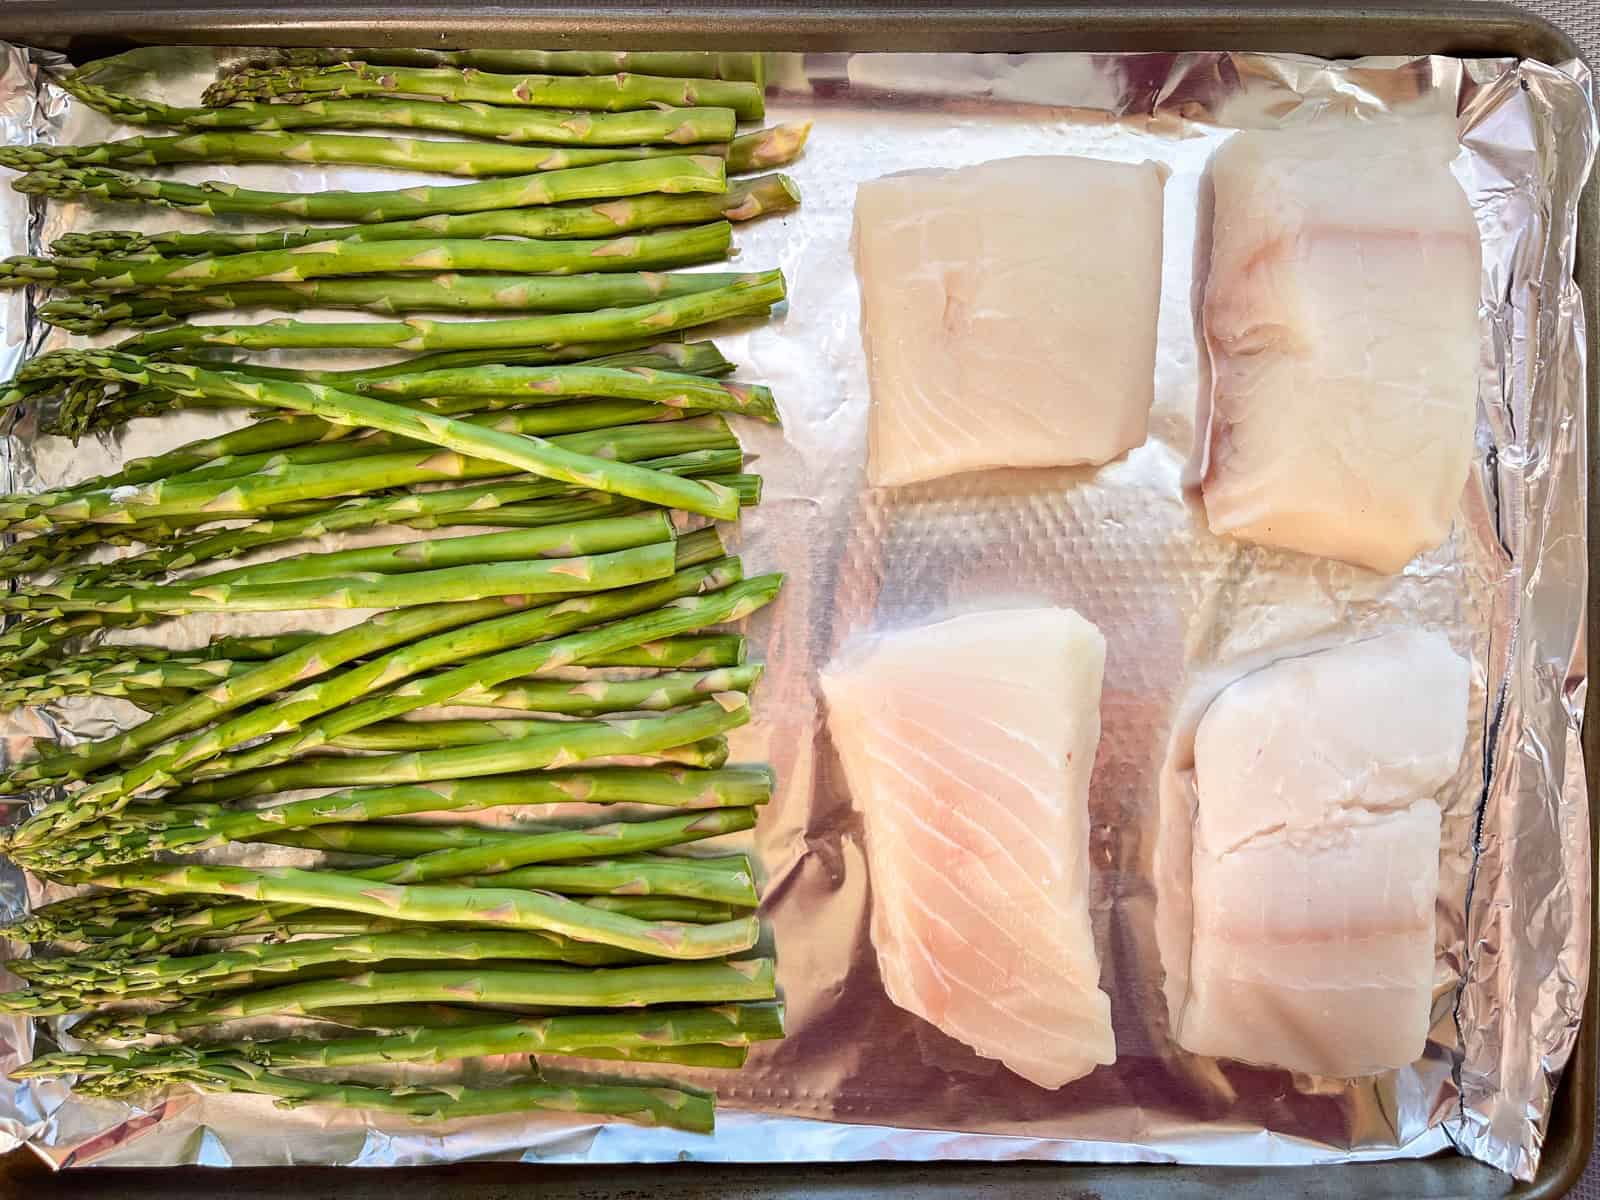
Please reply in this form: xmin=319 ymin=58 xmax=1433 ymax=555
xmin=1178 ymin=630 xmax=1469 ymax=1076
xmin=820 ymin=608 xmax=1116 ymax=1088
xmin=853 ymin=156 xmax=1165 ymax=487
xmin=1200 ymin=118 xmax=1482 ymax=573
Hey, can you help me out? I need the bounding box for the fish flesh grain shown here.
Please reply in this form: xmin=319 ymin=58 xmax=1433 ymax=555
xmin=1200 ymin=117 xmax=1482 ymax=574
xmin=1176 ymin=630 xmax=1470 ymax=1076
xmin=819 ymin=608 xmax=1116 ymax=1088
xmin=853 ymin=155 xmax=1166 ymax=487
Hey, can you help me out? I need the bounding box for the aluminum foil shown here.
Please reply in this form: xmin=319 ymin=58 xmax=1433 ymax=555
xmin=0 ymin=46 xmax=1587 ymax=1182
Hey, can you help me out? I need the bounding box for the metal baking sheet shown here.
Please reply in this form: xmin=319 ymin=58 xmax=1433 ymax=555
xmin=0 ymin=17 xmax=1586 ymax=1190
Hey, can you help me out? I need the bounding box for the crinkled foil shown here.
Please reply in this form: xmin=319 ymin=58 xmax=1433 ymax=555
xmin=0 ymin=46 xmax=1587 ymax=1182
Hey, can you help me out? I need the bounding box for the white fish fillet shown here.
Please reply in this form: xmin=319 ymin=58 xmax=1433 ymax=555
xmin=1177 ymin=630 xmax=1470 ymax=1076
xmin=1200 ymin=117 xmax=1482 ymax=573
xmin=820 ymin=608 xmax=1116 ymax=1089
xmin=854 ymin=155 xmax=1165 ymax=487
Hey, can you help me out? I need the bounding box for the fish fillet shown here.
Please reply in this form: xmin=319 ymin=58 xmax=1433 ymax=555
xmin=854 ymin=156 xmax=1165 ymax=487
xmin=820 ymin=608 xmax=1116 ymax=1088
xmin=1177 ymin=630 xmax=1470 ymax=1076
xmin=1200 ymin=117 xmax=1482 ymax=573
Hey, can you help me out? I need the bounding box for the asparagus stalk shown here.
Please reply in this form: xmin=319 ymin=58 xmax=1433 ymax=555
xmin=52 ymin=173 xmax=797 ymax=258
xmin=340 ymin=363 xmax=777 ymax=419
xmin=169 ymin=573 xmax=776 ymax=793
xmin=272 ymin=808 xmax=758 ymax=883
xmin=114 ymin=957 xmax=762 ymax=1032
xmin=0 ymin=542 xmax=681 ymax=616
xmin=457 ymin=857 xmax=758 ymax=907
xmin=63 ymin=73 xmax=737 ymax=145
xmin=109 ymin=273 xmax=783 ymax=354
xmin=76 ymin=1060 xmax=717 ymax=1133
xmin=80 ymin=959 xmax=776 ymax=1037
xmin=7 ymin=539 xmax=738 ymax=791
xmin=0 ymin=929 xmax=641 ymax=1008
xmin=10 ymin=357 xmax=746 ymax=525
xmin=10 ymin=559 xmax=755 ymax=849
xmin=455 ymin=665 xmax=764 ymax=716
xmin=93 ymin=403 xmax=693 ymax=501
xmin=4 ymin=124 xmax=803 ymax=179
xmin=174 ymin=698 xmax=752 ymax=798
xmin=579 ymin=633 xmax=747 ymax=669
xmin=324 ymin=724 xmax=733 ymax=764
xmin=18 ymin=1002 xmax=782 ymax=1075
xmin=10 ymin=426 xmax=735 ymax=542
xmin=203 ymin=65 xmax=765 ymax=122
xmin=85 ymin=862 xmax=761 ymax=960
xmin=39 ymin=271 xmax=753 ymax=333
xmin=2 ymin=595 xmax=589 ymax=790
xmin=0 ymin=129 xmax=740 ymax=178
xmin=7 ymin=226 xmax=735 ymax=292
xmin=201 ymin=510 xmax=674 ymax=587
xmin=77 ymin=768 xmax=772 ymax=867
xmin=257 ymin=49 xmax=763 ymax=82
xmin=76 ymin=491 xmax=653 ymax=588
xmin=14 ymin=156 xmax=728 ymax=222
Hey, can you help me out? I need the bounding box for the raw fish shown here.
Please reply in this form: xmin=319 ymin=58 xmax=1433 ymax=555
xmin=1177 ymin=630 xmax=1470 ymax=1076
xmin=820 ymin=608 xmax=1116 ymax=1088
xmin=1200 ymin=117 xmax=1481 ymax=573
xmin=854 ymin=155 xmax=1166 ymax=487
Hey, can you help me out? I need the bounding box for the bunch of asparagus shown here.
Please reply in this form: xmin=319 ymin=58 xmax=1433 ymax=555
xmin=0 ymin=46 xmax=799 ymax=1134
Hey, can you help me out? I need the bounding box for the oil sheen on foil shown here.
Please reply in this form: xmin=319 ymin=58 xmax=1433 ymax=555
xmin=0 ymin=46 xmax=1587 ymax=1181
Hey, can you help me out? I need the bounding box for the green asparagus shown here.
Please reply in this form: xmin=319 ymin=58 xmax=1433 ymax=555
xmin=203 ymin=64 xmax=765 ymax=122
xmin=6 ymin=226 xmax=735 ymax=292
xmin=39 ymin=271 xmax=753 ymax=333
xmin=52 ymin=173 xmax=797 ymax=258
xmin=14 ymin=156 xmax=728 ymax=222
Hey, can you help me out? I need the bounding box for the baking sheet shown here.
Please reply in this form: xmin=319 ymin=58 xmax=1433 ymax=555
xmin=0 ymin=45 xmax=1587 ymax=1181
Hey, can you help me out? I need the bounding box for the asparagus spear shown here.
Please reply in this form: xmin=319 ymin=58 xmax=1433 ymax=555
xmin=85 ymin=862 xmax=761 ymax=960
xmin=457 ymin=665 xmax=764 ymax=716
xmin=13 ymin=156 xmax=728 ymax=222
xmin=1 ymin=595 xmax=590 ymax=789
xmin=5 ymin=544 xmax=737 ymax=791
xmin=0 ymin=929 xmax=643 ymax=1009
xmin=579 ymin=634 xmax=747 ymax=669
xmin=109 ymin=274 xmax=783 ymax=354
xmin=79 ymin=769 xmax=772 ymax=867
xmin=0 ymin=542 xmax=681 ymax=616
xmin=63 ymin=74 xmax=736 ymax=146
xmin=76 ymin=491 xmax=653 ymax=588
xmin=201 ymin=510 xmax=673 ymax=587
xmin=171 ymin=699 xmax=752 ymax=798
xmin=41 ymin=349 xmax=740 ymax=491
xmin=203 ymin=65 xmax=765 ymax=122
xmin=9 ymin=560 xmax=756 ymax=849
xmin=18 ymin=1002 xmax=783 ymax=1075
xmin=10 ymin=423 xmax=736 ymax=540
xmin=3 ymin=124 xmax=803 ymax=179
xmin=6 ymin=226 xmax=735 ymax=292
xmin=324 ymin=724 xmax=733 ymax=764
xmin=168 ymin=573 xmax=777 ymax=793
xmin=272 ymin=809 xmax=758 ymax=883
xmin=9 ymin=357 xmax=746 ymax=525
xmin=39 ymin=271 xmax=753 ymax=333
xmin=17 ymin=928 xmax=637 ymax=991
xmin=339 ymin=363 xmax=777 ymax=419
xmin=51 ymin=173 xmax=797 ymax=258
xmin=77 ymin=1060 xmax=716 ymax=1133
xmin=81 ymin=959 xmax=776 ymax=1036
xmin=0 ymin=130 xmax=731 ymax=178
xmin=257 ymin=49 xmax=763 ymax=82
